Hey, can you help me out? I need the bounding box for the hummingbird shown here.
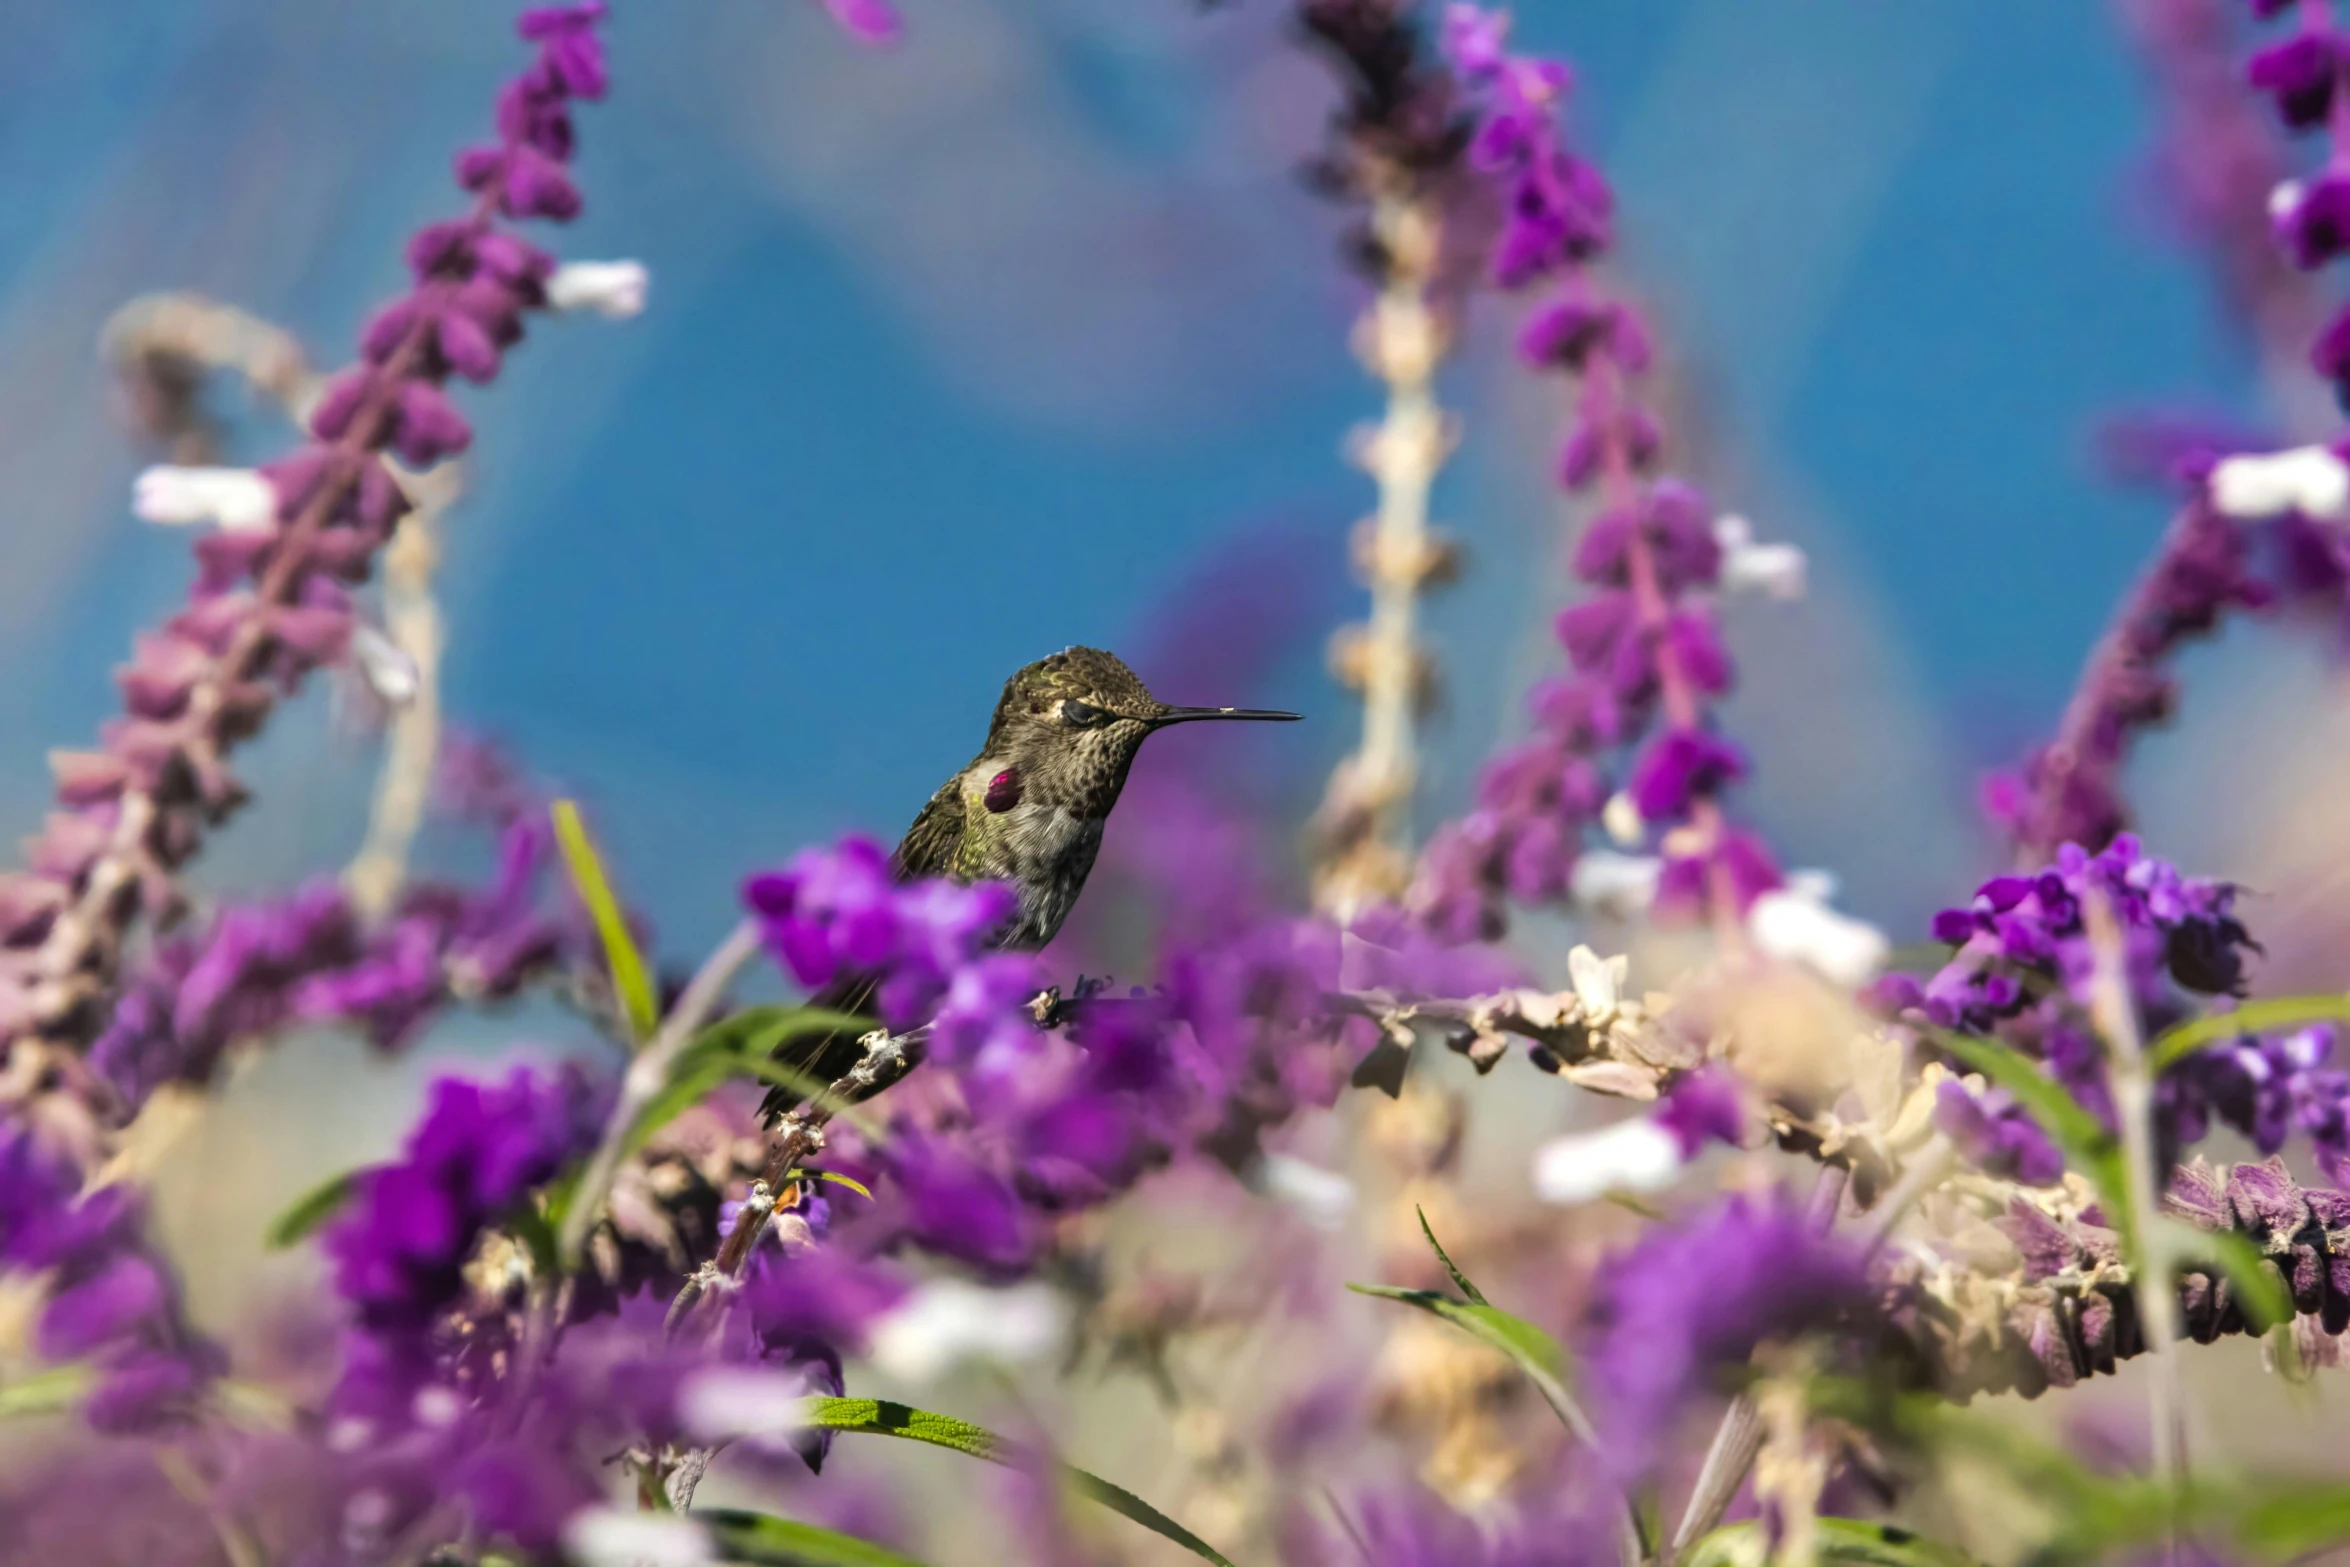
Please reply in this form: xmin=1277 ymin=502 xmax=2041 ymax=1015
xmin=762 ymin=646 xmax=1300 ymax=1120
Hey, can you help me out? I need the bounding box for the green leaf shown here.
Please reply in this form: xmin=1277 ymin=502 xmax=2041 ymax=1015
xmin=2149 ymin=995 xmax=2350 ymax=1073
xmin=1347 ymin=1283 xmax=1596 ymax=1449
xmin=0 ymin=1363 xmax=90 ymax=1420
xmin=1685 ymin=1519 xmax=1981 ymax=1567
xmin=2185 ymin=1223 xmax=2292 ymax=1333
xmin=801 ymin=1398 xmax=1236 ymax=1567
xmin=1416 ymin=1205 xmax=1487 ymax=1305
xmin=551 ymin=799 xmax=658 ymax=1044
xmin=2236 ymin=1480 xmax=2350 ymax=1561
xmin=263 ymin=1168 xmax=359 ymax=1250
xmin=702 ymin=1509 xmax=931 ymax=1567
xmin=505 ymin=1197 xmax=560 ymax=1280
xmin=1347 ymin=1283 xmax=1563 ymax=1377
xmin=623 ymin=1005 xmax=881 ymax=1154
xmin=1928 ymin=1027 xmax=2132 ymax=1248
xmin=810 ymin=1169 xmax=873 ymax=1200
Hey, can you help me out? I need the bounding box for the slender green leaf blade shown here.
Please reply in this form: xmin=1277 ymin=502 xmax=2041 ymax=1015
xmin=0 ymin=1363 xmax=90 ymax=1420
xmin=1416 ymin=1205 xmax=1488 ymax=1304
xmin=800 ymin=1399 xmax=1235 ymax=1567
xmin=810 ymin=1170 xmax=874 ymax=1200
xmin=1928 ymin=1027 xmax=2132 ymax=1244
xmin=702 ymin=1509 xmax=931 ymax=1567
xmin=1062 ymin=1468 xmax=1238 ymax=1567
xmin=1347 ymin=1283 xmax=1562 ymax=1376
xmin=803 ymin=1397 xmax=1001 ymax=1459
xmin=2150 ymin=995 xmax=2350 ymax=1073
xmin=263 ymin=1168 xmax=359 ymax=1250
xmin=551 ymin=799 xmax=657 ymax=1043
xmin=2236 ymin=1480 xmax=2350 ymax=1561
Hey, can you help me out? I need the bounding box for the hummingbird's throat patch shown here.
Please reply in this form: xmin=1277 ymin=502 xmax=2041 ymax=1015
xmin=984 ymin=768 xmax=1023 ymax=813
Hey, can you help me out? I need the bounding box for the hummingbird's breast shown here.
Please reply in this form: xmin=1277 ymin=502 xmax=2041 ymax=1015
xmin=957 ymin=760 xmax=1104 ymax=950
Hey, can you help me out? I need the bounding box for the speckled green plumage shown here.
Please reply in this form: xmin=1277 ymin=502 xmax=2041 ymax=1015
xmin=760 ymin=647 xmax=1296 ymax=1123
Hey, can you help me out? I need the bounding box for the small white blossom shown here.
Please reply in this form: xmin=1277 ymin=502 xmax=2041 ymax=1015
xmin=350 ymin=624 xmax=420 ymax=706
xmin=868 ymin=1279 xmax=1070 ymax=1385
xmin=677 ymin=1364 xmax=820 ymax=1449
xmin=1257 ymin=1153 xmax=1357 ymax=1231
xmin=1713 ymin=514 xmax=1807 ymax=599
xmin=1532 ymin=1117 xmax=1682 ymax=1205
xmin=546 ymin=259 xmax=650 ymax=319
xmin=133 ymin=465 xmax=277 ymax=533
xmin=2210 ymin=445 xmax=2350 ymax=520
xmin=1566 ymin=943 xmax=1626 ymax=1017
xmin=1748 ymin=883 xmax=1888 ymax=989
xmin=410 ymin=1385 xmax=462 ymax=1428
xmin=1570 ymin=850 xmax=1661 ymax=919
xmin=2272 ymin=178 xmax=2306 ymax=221
xmin=563 ymin=1508 xmax=714 ymax=1567
xmin=1602 ymin=790 xmax=1645 ymax=845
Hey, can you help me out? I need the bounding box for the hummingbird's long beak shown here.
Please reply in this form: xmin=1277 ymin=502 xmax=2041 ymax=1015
xmin=1149 ymin=705 xmax=1302 ymax=728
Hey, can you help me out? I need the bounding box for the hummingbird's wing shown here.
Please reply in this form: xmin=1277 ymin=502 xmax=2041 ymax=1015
xmin=889 ymin=776 xmax=968 ymax=881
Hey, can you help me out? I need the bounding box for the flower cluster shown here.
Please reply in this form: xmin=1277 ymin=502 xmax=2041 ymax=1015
xmin=88 ymin=817 xmax=577 ymax=1115
xmin=744 ymin=835 xmax=1021 ymax=1027
xmin=1581 ymin=1191 xmax=1869 ymax=1485
xmin=2248 ymin=0 xmax=2350 ymax=401
xmin=1294 ymin=0 xmax=1470 ymax=273
xmin=1409 ymin=4 xmax=1799 ymax=945
xmin=325 ymin=1062 xmax=608 ymax=1429
xmin=0 ymin=1128 xmax=211 ymax=1434
xmin=1882 ymin=835 xmax=2350 ymax=1177
xmin=0 ymin=1 xmax=613 ymax=1061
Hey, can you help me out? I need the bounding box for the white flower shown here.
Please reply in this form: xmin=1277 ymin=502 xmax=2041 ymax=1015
xmin=1532 ymin=1117 xmax=1683 ymax=1205
xmin=132 ymin=465 xmax=277 ymax=533
xmin=1570 ymin=850 xmax=1661 ymax=919
xmin=350 ymin=624 xmax=420 ymax=706
xmin=546 ymin=259 xmax=650 ymax=319
xmin=1713 ymin=514 xmax=1807 ymax=600
xmin=2209 ymin=446 xmax=2350 ymax=520
xmin=1748 ymin=883 xmax=1888 ymax=989
xmin=1601 ymin=790 xmax=1645 ymax=845
xmin=867 ymin=1279 xmax=1069 ymax=1385
xmin=677 ymin=1364 xmax=820 ymax=1449
xmin=1566 ymin=943 xmax=1627 ymax=1017
xmin=562 ymin=1508 xmax=714 ymax=1567
xmin=1256 ymin=1153 xmax=1356 ymax=1231
xmin=2272 ymin=178 xmax=2306 ymax=221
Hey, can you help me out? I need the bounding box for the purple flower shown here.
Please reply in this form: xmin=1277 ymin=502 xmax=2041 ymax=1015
xmin=324 ymin=1062 xmax=605 ymax=1419
xmin=0 ymin=0 xmax=613 ymax=1065
xmin=2247 ymin=28 xmax=2347 ymax=130
xmin=1628 ymin=728 xmax=1745 ymax=822
xmin=1583 ymin=1192 xmax=1869 ymax=1484
xmin=1655 ymin=1066 xmax=1746 ymax=1158
xmin=1935 ymin=1078 xmax=2066 ymax=1185
xmin=743 ymin=836 xmax=1015 ymax=1026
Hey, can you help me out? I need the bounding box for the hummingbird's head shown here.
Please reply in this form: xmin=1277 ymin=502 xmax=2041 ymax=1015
xmin=985 ymin=647 xmax=1299 ymax=812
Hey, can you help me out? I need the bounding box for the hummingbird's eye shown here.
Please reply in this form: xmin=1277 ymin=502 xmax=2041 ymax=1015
xmin=1060 ymin=700 xmax=1105 ymax=728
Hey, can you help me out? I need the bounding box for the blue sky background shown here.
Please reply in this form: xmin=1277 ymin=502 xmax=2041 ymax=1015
xmin=0 ymin=0 xmax=2316 ymax=961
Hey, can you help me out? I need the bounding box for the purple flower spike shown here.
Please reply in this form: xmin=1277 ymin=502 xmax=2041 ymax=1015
xmin=1407 ymin=5 xmax=1788 ymax=940
xmin=1584 ymin=1192 xmax=1870 ymax=1484
xmin=4 ymin=0 xmax=614 ymax=1082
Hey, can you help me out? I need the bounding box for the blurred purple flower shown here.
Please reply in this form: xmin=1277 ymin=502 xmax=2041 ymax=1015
xmin=1583 ymin=1191 xmax=1869 ymax=1485
xmin=1935 ymin=1077 xmax=2066 ymax=1185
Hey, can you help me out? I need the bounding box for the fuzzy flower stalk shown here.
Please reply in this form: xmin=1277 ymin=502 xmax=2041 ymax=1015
xmin=1297 ymin=0 xmax=1471 ymax=916
xmin=1407 ymin=4 xmax=1813 ymax=961
xmin=0 ymin=2 xmax=622 ymax=1091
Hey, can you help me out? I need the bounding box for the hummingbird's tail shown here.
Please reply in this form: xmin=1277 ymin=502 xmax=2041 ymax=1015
xmin=758 ymin=970 xmax=885 ymax=1125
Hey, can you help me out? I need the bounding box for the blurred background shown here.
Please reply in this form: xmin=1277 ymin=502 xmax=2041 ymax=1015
xmin=6 ymin=0 xmax=2348 ymax=1547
